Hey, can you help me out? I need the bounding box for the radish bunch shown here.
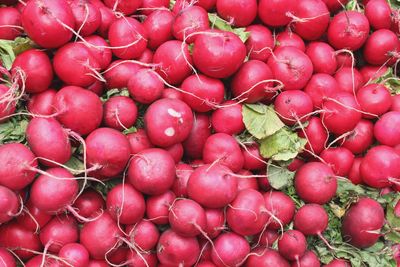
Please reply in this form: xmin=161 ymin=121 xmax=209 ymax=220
xmin=0 ymin=0 xmax=400 ymax=266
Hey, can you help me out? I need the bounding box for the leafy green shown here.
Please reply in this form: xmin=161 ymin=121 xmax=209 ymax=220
xmin=100 ymin=88 xmax=130 ymax=102
xmin=0 ymin=37 xmax=36 ymax=70
xmin=0 ymin=116 xmax=28 ymax=144
xmin=65 ymin=156 xmax=85 ymax=172
xmin=266 ymin=163 xmax=295 ymax=190
xmin=123 ymin=126 xmax=137 ymax=135
xmin=208 ymin=13 xmax=250 ymax=42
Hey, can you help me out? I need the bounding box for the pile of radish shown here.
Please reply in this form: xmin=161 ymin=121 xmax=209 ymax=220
xmin=1 ymin=0 xmax=400 ymax=266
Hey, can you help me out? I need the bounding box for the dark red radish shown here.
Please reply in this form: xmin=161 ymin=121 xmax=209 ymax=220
xmin=292 ymin=250 xmax=320 ymax=267
xmin=127 ymin=129 xmax=154 ymax=154
xmin=143 ymin=9 xmax=174 ymax=50
xmin=258 ymin=0 xmax=297 ymax=27
xmin=322 ymin=0 xmax=348 ymax=12
xmin=295 ymin=162 xmax=337 ymax=204
xmin=292 ymin=0 xmax=330 ymax=41
xmin=25 ymin=256 xmax=61 ymax=267
xmin=242 ymin=143 xmax=266 ymax=171
xmin=153 ymin=40 xmax=193 ymax=85
xmin=54 ymin=86 xmax=103 ymax=135
xmin=166 ymin=143 xmax=184 ymax=163
xmin=357 ymin=84 xmax=392 ymax=118
xmin=187 ymin=163 xmax=238 ymax=208
xmin=104 ymin=60 xmax=143 ymax=89
xmin=80 ymin=213 xmax=121 ymax=259
xmin=70 ymin=0 xmax=101 ymax=37
xmin=127 ymin=251 xmax=158 ymax=267
xmin=106 ymin=183 xmax=145 ymax=225
xmin=204 ymin=208 xmax=225 ymax=239
xmin=103 ymin=0 xmax=142 ymax=15
xmin=211 ymin=101 xmax=244 ymax=135
xmin=258 ymin=229 xmax=279 ymax=247
xmin=359 ymin=65 xmax=388 ymax=83
xmin=144 ymin=98 xmax=193 ymax=147
xmin=21 ymin=0 xmax=75 ymax=48
xmin=137 ymin=48 xmax=153 ymax=63
xmin=141 ymin=0 xmax=169 ymax=15
xmin=83 ymin=35 xmax=113 ymax=70
xmin=88 ymin=260 xmax=109 ymax=267
xmin=245 ymin=247 xmax=290 ymax=267
xmin=298 ymin=117 xmax=328 ymax=157
xmin=304 ymin=73 xmax=339 ymax=108
xmin=365 ymin=0 xmax=391 ymax=29
xmin=216 ymin=0 xmax=257 ymax=26
xmin=86 ymin=128 xmax=131 ymax=178
xmin=360 ymin=145 xmax=400 ymax=188
xmin=59 ymin=243 xmax=90 ymax=267
xmin=288 ymin=158 xmax=305 ymax=172
xmin=39 ymin=215 xmax=79 ymax=253
xmin=192 ymin=30 xmax=246 ymax=78
xmin=348 ymin=157 xmax=363 ymax=185
xmin=28 ymin=89 xmax=57 ymax=116
xmin=128 ymin=148 xmax=175 ymax=195
xmin=11 ymin=49 xmax=53 ymax=94
xmin=198 ymin=261 xmax=217 ymax=267
xmin=0 ymin=247 xmax=16 ymax=267
xmin=172 ymin=163 xmax=193 ymax=197
xmin=103 ymin=96 xmax=137 ymax=131
xmin=275 ymin=31 xmax=306 ymax=51
xmin=0 ymin=185 xmax=19 ymax=224
xmin=181 ymin=74 xmax=225 ymax=112
xmin=172 ymin=0 xmax=195 ymax=14
xmin=264 ymin=191 xmax=295 ymax=230
xmin=306 ymin=42 xmax=337 ymax=75
xmin=126 ymin=220 xmax=160 ymax=251
xmin=320 ymin=147 xmax=354 ymax=177
xmin=336 ymin=53 xmax=353 ymax=69
xmin=231 ymin=60 xmax=274 ymax=103
xmin=183 ymin=113 xmax=211 ymax=159
xmin=227 ymin=189 xmax=269 ymax=236
xmin=245 ymin=24 xmax=274 ymax=62
xmin=363 ymin=29 xmax=400 ymax=66
xmin=196 ymin=0 xmax=217 ymax=10
xmin=321 ymin=92 xmax=362 ymax=135
xmin=342 ymin=119 xmax=374 ymax=154
xmin=198 ymin=239 xmax=213 ymax=262
xmin=327 ymin=11 xmax=370 ymax=51
xmin=146 ymin=190 xmax=176 ymax=225
xmin=278 ymin=230 xmax=307 ymax=261
xmin=128 ymin=68 xmax=164 ymax=104
xmin=86 ymin=79 xmax=105 ymax=95
xmin=274 ymin=90 xmax=313 ymax=126
xmin=211 ymin=232 xmax=250 ymax=267
xmin=26 ymin=117 xmax=71 ymax=167
xmin=0 ymin=85 xmax=16 ymax=122
xmin=16 ymin=200 xmax=52 ymax=232
xmin=97 ymin=5 xmax=117 ymax=38
xmin=104 ymin=246 xmax=128 ymax=266
xmin=268 ymin=46 xmax=313 ymax=91
xmin=172 ymin=6 xmax=209 ymax=43
xmin=334 ymin=67 xmax=364 ymax=94
xmin=72 ymin=188 xmax=105 ymax=218
xmin=374 ymin=111 xmax=400 ymax=146
xmin=294 ymin=204 xmax=328 ymax=237
xmin=323 ymin=259 xmax=351 ymax=267
xmin=0 ymin=7 xmax=22 ymax=40
xmin=157 ymin=229 xmax=200 ymax=266
xmin=342 ymin=198 xmax=385 ymax=248
xmin=203 ymin=133 xmax=244 ymax=173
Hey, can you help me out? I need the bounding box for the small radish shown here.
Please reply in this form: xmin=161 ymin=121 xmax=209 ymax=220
xmin=126 ymin=219 xmax=160 ymax=251
xmin=348 ymin=157 xmax=363 ymax=185
xmin=374 ymin=111 xmax=400 ymax=146
xmin=323 ymin=259 xmax=351 ymax=267
xmin=306 ymin=42 xmax=337 ymax=75
xmin=320 ymin=147 xmax=355 ymax=177
xmin=127 ymin=251 xmax=158 ymax=267
xmin=58 ymin=243 xmax=90 ymax=267
xmin=83 ymin=35 xmax=113 ymax=70
xmin=293 ymin=250 xmax=320 ymax=267
xmin=334 ymin=67 xmax=364 ymax=94
xmin=245 ymin=24 xmax=275 ymax=62
xmin=70 ymin=0 xmax=101 ymax=36
xmin=143 ymin=9 xmax=174 ymax=50
xmin=72 ymin=188 xmax=105 ymax=218
xmin=258 ymin=0 xmax=297 ymax=27
xmin=211 ymin=232 xmax=250 ymax=267
xmin=241 ymin=143 xmax=265 ymax=171
xmin=0 ymin=247 xmax=16 ymax=267
xmin=172 ymin=163 xmax=194 ymax=197
xmin=365 ymin=0 xmax=392 ymax=29
xmin=0 ymin=7 xmax=22 ymax=40
xmin=294 ymin=204 xmax=329 ymax=237
xmin=103 ymin=0 xmax=142 ymax=16
xmin=103 ymin=96 xmax=138 ymax=131
xmin=128 ymin=69 xmax=164 ymax=104
xmin=304 ymin=73 xmax=339 ymax=108
xmin=104 ymin=60 xmax=143 ymax=89
xmin=278 ymin=230 xmax=307 ymax=261
xmin=16 ymin=199 xmax=52 ymax=232
xmin=275 ymin=31 xmax=305 ymax=51
xmin=146 ymin=190 xmax=176 ymax=225
xmin=363 ymin=29 xmax=400 ymax=66
xmin=264 ymin=191 xmax=295 ymax=230
xmin=211 ymin=101 xmax=244 ymax=135
xmin=27 ymin=89 xmax=57 ymax=116
xmin=126 ymin=129 xmax=154 ymax=154
xmin=172 ymin=6 xmax=209 ymax=43
xmin=182 ymin=113 xmax=211 ymax=159
xmin=258 ymin=229 xmax=279 ymax=247
xmin=0 ymin=185 xmax=19 ymax=224
xmin=246 ymin=247 xmax=290 ymax=266
xmin=298 ymin=117 xmax=328 ymax=157
xmin=204 ymin=208 xmax=225 ymax=239
xmin=342 ymin=119 xmax=374 ymax=155
xmin=356 ymin=83 xmax=392 ymax=118
xmin=216 ymin=0 xmax=257 ymax=27
xmin=274 ymin=90 xmax=313 ymax=126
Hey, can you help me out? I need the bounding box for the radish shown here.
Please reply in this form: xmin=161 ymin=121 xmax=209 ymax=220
xmin=348 ymin=157 xmax=363 ymax=185
xmin=187 ymin=163 xmax=238 ymax=208
xmin=245 ymin=24 xmax=274 ymax=62
xmin=182 ymin=113 xmax=211 ymax=159
xmin=0 ymin=7 xmax=22 ymax=40
xmin=342 ymin=119 xmax=374 ymax=154
xmin=293 ymin=250 xmax=320 ymax=267
xmin=241 ymin=143 xmax=265 ymax=171
xmin=288 ymin=158 xmax=305 ymax=171
xmin=294 ymin=204 xmax=328 ymax=237
xmin=306 ymin=42 xmax=337 ymax=75
xmin=70 ymin=0 xmax=101 ymax=37
xmin=298 ymin=117 xmax=328 ymax=157
xmin=216 ymin=0 xmax=257 ymax=27
xmin=365 ymin=0 xmax=391 ymax=30
xmin=141 ymin=0 xmax=169 ymax=15
xmin=320 ymin=147 xmax=354 ymax=177
xmin=126 ymin=219 xmax=160 ymax=251
xmin=146 ymin=190 xmax=176 ymax=225
xmin=0 ymin=247 xmax=15 ymax=267
xmin=363 ymin=29 xmax=400 ymax=66
xmin=172 ymin=163 xmax=193 ymax=197
xmin=25 ymin=256 xmax=61 ymax=267
xmin=327 ymin=11 xmax=370 ymax=51
xmin=128 ymin=69 xmax=164 ymax=104
xmin=0 ymin=185 xmax=19 ymax=224
xmin=274 ymin=90 xmax=313 ymax=126
xmin=211 ymin=101 xmax=245 ymax=135
xmin=83 ymin=35 xmax=113 ymax=70
xmin=128 ymin=148 xmax=175 ymax=195
xmin=88 ymin=260 xmax=109 ymax=267
xmin=97 ymin=5 xmax=117 ymax=38
xmin=275 ymin=31 xmax=306 ymax=51
xmin=295 ymin=162 xmax=337 ymax=204
xmin=165 ymin=143 xmax=184 ymax=163
xmin=26 ymin=117 xmax=71 ymax=167
xmin=278 ymin=230 xmax=307 ymax=261
xmin=103 ymin=0 xmax=142 ymax=15
xmin=196 ymin=0 xmax=217 ymax=10
xmin=322 ymin=0 xmax=348 ymax=12
xmin=143 ymin=9 xmax=174 ymax=50
xmin=85 ymin=127 xmax=131 ymax=179
xmin=323 ymin=259 xmax=351 ymax=267
xmin=16 ymin=199 xmax=52 ymax=232
xmin=342 ymin=197 xmax=385 ymax=248
xmin=127 ymin=251 xmax=158 ymax=267
xmin=104 ymin=60 xmax=143 ymax=89
xmin=106 ymin=183 xmax=145 ymax=225
xmin=258 ymin=0 xmax=297 ymax=27
xmin=58 ymin=243 xmax=90 ymax=267
xmin=357 ymin=84 xmax=392 ymax=118
xmin=11 ymin=49 xmax=53 ymax=94
xmin=103 ymin=96 xmax=138 ymax=131
xmin=126 ymin=128 xmax=154 ymax=154
xmin=144 ymin=98 xmax=193 ymax=147
xmin=28 ymin=89 xmax=57 ymax=116
xmin=0 ymin=85 xmax=16 ymax=122
xmin=304 ymin=73 xmax=339 ymax=108
xmin=192 ymin=30 xmax=246 ymax=78
xmin=172 ymin=6 xmax=209 ymax=43
xmin=106 ymin=247 xmax=128 ymax=266
xmin=267 ymin=46 xmax=313 ymax=91
xmin=211 ymin=232 xmax=250 ymax=267
xmin=21 ymin=0 xmax=75 ymax=48
xmin=245 ymin=248 xmax=290 ymax=267
xmin=72 ymin=188 xmax=105 ymax=218
xmin=374 ymin=111 xmax=400 ymax=146
xmin=392 ymin=95 xmax=400 ymax=112
xmin=198 ymin=261 xmax=217 ymax=267
xmin=334 ymin=67 xmax=364 ymax=94
xmin=264 ymin=191 xmax=295 ymax=230
xmin=204 ymin=208 xmax=225 ymax=238
xmin=137 ymin=48 xmax=153 ymax=63
xmin=258 ymin=229 xmax=279 ymax=247
xmin=360 ymin=65 xmax=388 ymax=83
xmin=55 ymin=86 xmax=103 ymax=135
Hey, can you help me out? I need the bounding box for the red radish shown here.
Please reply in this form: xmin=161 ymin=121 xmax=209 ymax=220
xmin=196 ymin=0 xmax=217 ymax=10
xmin=144 ymin=98 xmax=193 ymax=148
xmin=59 ymin=243 xmax=90 ymax=267
xmin=126 ymin=219 xmax=160 ymax=251
xmin=80 ymin=213 xmax=121 ymax=259
xmin=334 ymin=67 xmax=364 ymax=93
xmin=360 ymin=145 xmax=400 ymax=188
xmin=72 ymin=188 xmax=105 ymax=218
xmin=181 ymin=74 xmax=225 ymax=112
xmin=137 ymin=48 xmax=153 ymax=63
xmin=28 ymin=89 xmax=57 ymax=116
xmin=87 ymin=81 xmax=104 ymax=96
xmin=327 ymin=11 xmax=370 ymax=51
xmin=359 ymin=65 xmax=388 ymax=83
xmin=146 ymin=190 xmax=176 ymax=225
xmin=11 ymin=49 xmax=53 ymax=94
xmin=39 ymin=215 xmax=79 ymax=253
xmin=106 ymin=183 xmax=145 ymax=225
xmin=25 ymin=256 xmax=61 ymax=267
xmin=322 ymin=0 xmax=348 ymax=12
xmin=323 ymin=259 xmax=351 ymax=267
xmin=55 ymin=86 xmax=103 ymax=135
xmin=348 ymin=157 xmax=363 ymax=185
xmin=182 ymin=113 xmax=211 ymax=159
xmin=104 ymin=60 xmax=143 ymax=89
xmin=103 ymin=0 xmax=142 ymax=15
xmin=172 ymin=6 xmax=209 ymax=43
xmin=278 ymin=230 xmax=307 ymax=261
xmin=264 ymin=191 xmax=295 ymax=230
xmin=227 ymin=189 xmax=269 ymax=236
xmin=128 ymin=148 xmax=176 ymax=195
xmin=204 ymin=208 xmax=225 ymax=238
xmin=357 ymin=84 xmax=392 ymax=118
xmin=363 ymin=29 xmax=400 ymax=66
xmin=16 ymin=200 xmax=52 ymax=232
xmin=192 ymin=30 xmax=246 ymax=78
xmin=127 ymin=251 xmax=158 ymax=267
xmin=392 ymin=95 xmax=400 ymax=111
xmin=274 ymin=90 xmax=313 ymax=126
xmin=0 ymin=185 xmax=19 ymax=224
xmin=294 ymin=204 xmax=328 ymax=236
xmin=231 ymin=60 xmax=274 ymax=103
xmin=306 ymin=42 xmax=337 ymax=75
xmin=293 ymin=250 xmax=320 ymax=267
xmin=342 ymin=198 xmax=384 ymax=248
xmin=295 ymin=162 xmax=337 ymax=204
xmin=26 ymin=117 xmax=71 ymax=167
xmin=275 ymin=31 xmax=306 ymax=51
xmin=70 ymin=0 xmax=101 ymax=36
xmin=268 ymin=46 xmax=313 ymax=91
xmin=365 ymin=0 xmax=391 ymax=29
xmin=165 ymin=143 xmax=184 ymax=163
xmin=128 ymin=69 xmax=164 ymax=104
xmin=292 ymin=0 xmax=330 ymax=41
xmin=97 ymin=5 xmax=117 ymax=38
xmin=242 ymin=143 xmax=265 ymax=171
xmin=258 ymin=0 xmax=297 ymax=27
xmin=172 ymin=163 xmax=193 ymax=197
xmin=107 ymin=247 xmax=128 ymax=267
xmin=103 ymin=96 xmax=138 ymax=131
xmin=88 ymin=260 xmax=109 ymax=267
xmin=245 ymin=247 xmax=290 ymax=267
xmin=258 ymin=229 xmax=279 ymax=247
xmin=320 ymin=147 xmax=354 ymax=177
xmin=216 ymin=0 xmax=257 ymax=26
xmin=304 ymin=73 xmax=339 ymax=108
xmin=21 ymin=0 xmax=75 ymax=48
xmin=141 ymin=0 xmax=169 ymax=15
xmin=211 ymin=101 xmax=244 ymax=135
xmin=374 ymin=111 xmax=400 ymax=146
xmin=86 ymin=128 xmax=131 ymax=178
xmin=156 ymin=229 xmax=200 ymax=266
xmin=342 ymin=119 xmax=374 ymax=154
xmin=245 ymin=24 xmax=275 ymax=61
xmin=198 ymin=261 xmax=217 ymax=267
xmin=0 ymin=85 xmax=16 ymax=122
xmin=83 ymin=35 xmax=113 ymax=70
xmin=143 ymin=9 xmax=174 ymax=50
xmin=203 ymin=133 xmax=244 ymax=173
xmin=126 ymin=128 xmax=154 ymax=154
xmin=298 ymin=117 xmax=328 ymax=157
xmin=153 ymin=40 xmax=193 ymax=85
xmin=287 ymin=158 xmax=305 ymax=171
xmin=187 ymin=163 xmax=238 ymax=208
xmin=0 ymin=247 xmax=16 ymax=267
xmin=211 ymin=232 xmax=250 ymax=267
xmin=0 ymin=7 xmax=22 ymax=40
xmin=336 ymin=53 xmax=353 ymax=69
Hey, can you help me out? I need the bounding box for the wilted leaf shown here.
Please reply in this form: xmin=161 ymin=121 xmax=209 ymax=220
xmin=65 ymin=156 xmax=84 ymax=172
xmin=266 ymin=164 xmax=294 ymax=190
xmin=0 ymin=40 xmax=15 ymax=70
xmin=208 ymin=13 xmax=250 ymax=42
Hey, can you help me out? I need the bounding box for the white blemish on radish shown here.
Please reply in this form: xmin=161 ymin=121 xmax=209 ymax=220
xmin=167 ymin=108 xmax=182 ymax=118
xmin=164 ymin=127 xmax=175 ymax=137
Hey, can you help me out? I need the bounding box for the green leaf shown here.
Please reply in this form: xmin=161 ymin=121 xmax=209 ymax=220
xmin=242 ymin=104 xmax=284 ymax=140
xmin=100 ymin=88 xmax=129 ymax=102
xmin=0 ymin=39 xmax=16 ymax=70
xmin=266 ymin=164 xmax=294 ymax=190
xmin=386 ymin=202 xmax=400 ymax=229
xmin=12 ymin=37 xmax=36 ymax=56
xmin=65 ymin=156 xmax=84 ymax=172
xmin=0 ymin=117 xmax=28 ymax=144
xmin=259 ymin=127 xmax=306 ymax=161
xmin=123 ymin=126 xmax=137 ymax=135
xmin=208 ymin=13 xmax=250 ymax=42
